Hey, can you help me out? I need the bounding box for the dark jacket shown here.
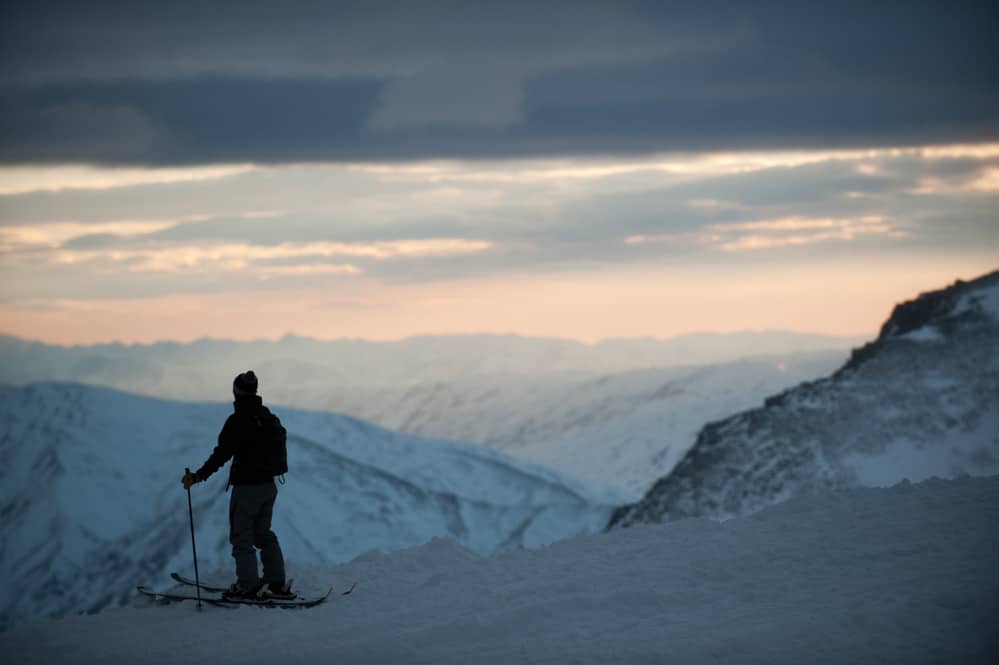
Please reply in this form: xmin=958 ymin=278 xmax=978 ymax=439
xmin=195 ymin=395 xmax=281 ymax=485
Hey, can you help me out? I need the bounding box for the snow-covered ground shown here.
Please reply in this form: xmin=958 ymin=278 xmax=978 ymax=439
xmin=3 ymin=475 xmax=997 ymax=664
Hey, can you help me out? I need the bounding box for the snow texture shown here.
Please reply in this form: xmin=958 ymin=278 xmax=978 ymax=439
xmin=0 ymin=383 xmax=609 ymax=630
xmin=2 ymin=475 xmax=997 ymax=664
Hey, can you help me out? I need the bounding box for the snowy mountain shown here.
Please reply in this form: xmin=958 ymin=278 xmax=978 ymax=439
xmin=3 ymin=475 xmax=997 ymax=664
xmin=510 ymin=353 xmax=846 ymax=500
xmin=263 ymin=352 xmax=841 ymax=450
xmin=611 ymin=270 xmax=999 ymax=528
xmin=0 ymin=383 xmax=609 ymax=630
xmin=0 ymin=331 xmax=849 ymax=500
xmin=272 ymin=351 xmax=847 ymax=500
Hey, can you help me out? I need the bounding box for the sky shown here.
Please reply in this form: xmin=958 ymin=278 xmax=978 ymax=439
xmin=1 ymin=1 xmax=997 ymax=345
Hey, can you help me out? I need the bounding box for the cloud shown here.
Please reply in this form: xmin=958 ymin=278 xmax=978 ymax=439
xmin=0 ymin=220 xmax=180 ymax=252
xmin=709 ymin=216 xmax=905 ymax=252
xmin=622 ymin=216 xmax=905 ymax=252
xmin=1 ymin=143 xmax=996 ymax=303
xmin=257 ymin=264 xmax=361 ymax=277
xmin=1 ymin=100 xmax=166 ymax=163
xmin=368 ymin=63 xmax=526 ymax=131
xmin=0 ymin=164 xmax=256 ymax=195
xmin=0 ymin=2 xmax=718 ymax=84
xmin=45 ymin=238 xmax=493 ymax=276
xmin=1 ymin=2 xmax=997 ymax=165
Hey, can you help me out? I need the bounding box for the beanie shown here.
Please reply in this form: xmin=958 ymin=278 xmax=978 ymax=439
xmin=233 ymin=370 xmax=258 ymax=396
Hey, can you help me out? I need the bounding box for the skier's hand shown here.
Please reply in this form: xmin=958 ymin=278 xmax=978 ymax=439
xmin=182 ymin=471 xmax=200 ymax=489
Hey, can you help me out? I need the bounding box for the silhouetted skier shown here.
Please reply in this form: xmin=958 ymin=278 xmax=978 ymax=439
xmin=182 ymin=370 xmax=292 ymax=600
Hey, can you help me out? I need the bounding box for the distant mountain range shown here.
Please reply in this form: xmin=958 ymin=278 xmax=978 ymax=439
xmin=0 ymin=383 xmax=609 ymax=629
xmin=0 ymin=330 xmax=865 ymax=396
xmin=0 ymin=331 xmax=860 ymax=499
xmin=611 ymin=270 xmax=999 ymax=528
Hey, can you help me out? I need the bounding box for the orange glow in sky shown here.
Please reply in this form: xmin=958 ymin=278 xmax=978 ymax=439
xmin=2 ymin=256 xmax=994 ymax=345
xmin=1 ymin=144 xmax=997 ymax=345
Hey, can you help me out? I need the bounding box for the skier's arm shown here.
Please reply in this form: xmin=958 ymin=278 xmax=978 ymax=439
xmin=192 ymin=416 xmax=238 ymax=482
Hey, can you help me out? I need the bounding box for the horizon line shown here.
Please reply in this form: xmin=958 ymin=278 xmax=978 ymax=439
xmin=0 ymin=327 xmax=875 ymax=350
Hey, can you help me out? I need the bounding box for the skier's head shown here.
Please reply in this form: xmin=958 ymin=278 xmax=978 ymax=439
xmin=233 ymin=370 xmax=258 ymax=397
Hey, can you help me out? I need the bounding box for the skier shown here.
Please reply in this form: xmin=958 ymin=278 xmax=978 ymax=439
xmin=182 ymin=370 xmax=293 ymax=600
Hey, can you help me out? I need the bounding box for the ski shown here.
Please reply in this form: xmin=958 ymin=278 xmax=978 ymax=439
xmin=170 ymin=572 xmax=299 ymax=598
xmin=170 ymin=571 xmax=357 ymax=596
xmin=170 ymin=572 xmax=228 ymax=593
xmin=136 ymin=587 xmax=238 ymax=609
xmin=137 ymin=585 xmax=334 ymax=608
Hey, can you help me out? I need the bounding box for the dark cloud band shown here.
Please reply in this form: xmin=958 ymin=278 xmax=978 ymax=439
xmin=1 ymin=1 xmax=997 ymax=165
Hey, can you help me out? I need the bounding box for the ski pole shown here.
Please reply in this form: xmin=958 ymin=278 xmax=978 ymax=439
xmin=185 ymin=468 xmax=203 ymax=609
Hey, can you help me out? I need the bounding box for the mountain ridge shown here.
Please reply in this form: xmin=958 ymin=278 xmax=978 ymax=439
xmin=0 ymin=330 xmax=866 ymax=390
xmin=843 ymin=270 xmax=999 ymax=372
xmin=610 ymin=269 xmax=999 ymax=528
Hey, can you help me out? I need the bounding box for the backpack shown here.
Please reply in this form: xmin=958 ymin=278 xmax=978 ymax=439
xmin=252 ymin=410 xmax=288 ymax=478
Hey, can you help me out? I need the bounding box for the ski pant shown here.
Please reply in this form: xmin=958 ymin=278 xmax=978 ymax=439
xmin=229 ymin=481 xmax=285 ymax=588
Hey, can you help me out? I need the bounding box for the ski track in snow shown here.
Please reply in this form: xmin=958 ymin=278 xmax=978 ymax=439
xmin=2 ymin=475 xmax=997 ymax=664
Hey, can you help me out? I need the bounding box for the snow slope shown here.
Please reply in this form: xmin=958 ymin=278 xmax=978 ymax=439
xmin=612 ymin=270 xmax=999 ymax=527
xmin=3 ymin=475 xmax=997 ymax=664
xmin=0 ymin=383 xmax=609 ymax=630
